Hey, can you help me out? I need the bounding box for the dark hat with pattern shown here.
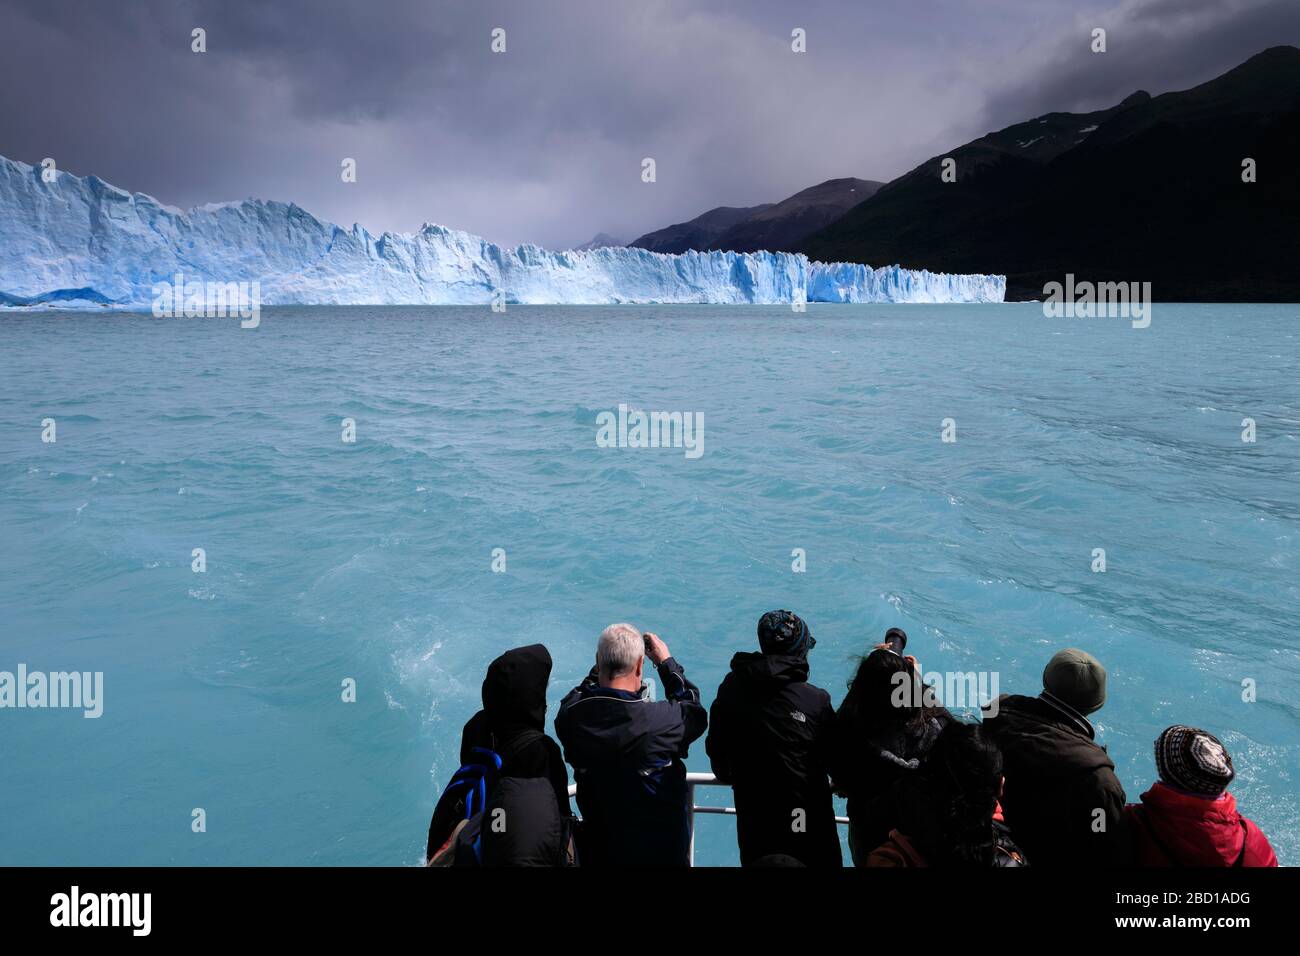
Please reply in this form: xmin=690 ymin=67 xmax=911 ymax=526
xmin=1155 ymin=725 xmax=1235 ymax=796
xmin=757 ymin=610 xmax=814 ymax=656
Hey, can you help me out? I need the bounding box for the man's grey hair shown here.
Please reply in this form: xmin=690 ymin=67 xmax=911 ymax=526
xmin=597 ymin=622 xmax=644 ymax=678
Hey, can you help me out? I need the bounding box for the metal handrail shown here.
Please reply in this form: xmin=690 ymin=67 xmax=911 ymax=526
xmin=566 ymin=771 xmax=849 ymax=866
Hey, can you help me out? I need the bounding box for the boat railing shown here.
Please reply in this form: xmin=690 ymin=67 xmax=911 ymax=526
xmin=567 ymin=771 xmax=850 ymax=866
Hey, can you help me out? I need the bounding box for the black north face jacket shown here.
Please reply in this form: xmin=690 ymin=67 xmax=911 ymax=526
xmin=706 ymin=652 xmax=842 ymax=867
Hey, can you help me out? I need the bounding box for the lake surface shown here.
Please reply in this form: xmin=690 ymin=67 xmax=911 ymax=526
xmin=1 ymin=303 xmax=1297 ymax=865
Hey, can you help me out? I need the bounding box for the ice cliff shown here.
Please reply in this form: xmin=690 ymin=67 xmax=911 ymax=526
xmin=0 ymin=157 xmax=1006 ymax=307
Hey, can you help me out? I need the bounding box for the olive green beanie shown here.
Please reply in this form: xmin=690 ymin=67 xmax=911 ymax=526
xmin=1042 ymin=648 xmax=1107 ymax=715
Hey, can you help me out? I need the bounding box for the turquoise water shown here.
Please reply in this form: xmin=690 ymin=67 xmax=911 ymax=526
xmin=0 ymin=304 xmax=1296 ymax=866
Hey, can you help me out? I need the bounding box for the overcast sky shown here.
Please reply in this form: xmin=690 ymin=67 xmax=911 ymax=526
xmin=1 ymin=0 xmax=1296 ymax=248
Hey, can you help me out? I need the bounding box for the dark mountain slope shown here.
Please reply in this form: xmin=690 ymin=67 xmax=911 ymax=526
xmin=629 ymin=204 xmax=772 ymax=254
xmin=711 ymin=177 xmax=883 ymax=252
xmin=800 ymin=47 xmax=1300 ymax=301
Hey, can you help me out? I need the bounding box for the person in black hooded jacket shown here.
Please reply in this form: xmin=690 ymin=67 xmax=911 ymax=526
xmin=426 ymin=644 xmax=573 ymax=865
xmin=706 ymin=610 xmax=841 ymax=867
xmin=555 ymin=623 xmax=707 ymax=867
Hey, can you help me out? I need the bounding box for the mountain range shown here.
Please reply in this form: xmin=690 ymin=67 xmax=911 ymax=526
xmin=800 ymin=46 xmax=1300 ymax=301
xmin=571 ymin=232 xmax=625 ymax=252
xmin=628 ymin=203 xmax=772 ymax=254
xmin=622 ymin=47 xmax=1300 ymax=301
xmin=630 ymin=178 xmax=881 ymax=254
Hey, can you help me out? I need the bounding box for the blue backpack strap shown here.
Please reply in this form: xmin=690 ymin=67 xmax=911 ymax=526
xmin=427 ymin=747 xmax=506 ymax=859
xmin=463 ymin=748 xmax=503 ymax=862
xmin=463 ymin=747 xmax=503 ymax=819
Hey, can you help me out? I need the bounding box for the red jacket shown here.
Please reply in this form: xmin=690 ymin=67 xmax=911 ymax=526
xmin=1125 ymin=783 xmax=1277 ymax=867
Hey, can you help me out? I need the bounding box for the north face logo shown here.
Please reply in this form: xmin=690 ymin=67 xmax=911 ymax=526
xmin=790 ymin=710 xmax=806 ymax=723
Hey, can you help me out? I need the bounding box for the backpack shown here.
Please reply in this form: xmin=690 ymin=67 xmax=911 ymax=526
xmin=449 ymin=780 xmax=580 ymax=867
xmin=426 ymin=728 xmax=579 ymax=866
xmin=426 ymin=746 xmax=505 ymax=864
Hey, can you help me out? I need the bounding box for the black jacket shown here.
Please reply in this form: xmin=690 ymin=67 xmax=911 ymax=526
xmin=830 ymin=703 xmax=951 ymax=855
xmin=457 ymin=643 xmax=571 ymax=818
xmin=555 ymin=658 xmax=707 ymax=867
xmin=427 ymin=644 xmax=572 ymax=863
xmin=459 ymin=711 xmax=571 ymax=819
xmin=982 ymin=693 xmax=1127 ymax=867
xmin=706 ymin=652 xmax=841 ymax=867
xmin=477 ymin=777 xmax=571 ymax=866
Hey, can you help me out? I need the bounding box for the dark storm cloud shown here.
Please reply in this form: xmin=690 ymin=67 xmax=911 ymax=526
xmin=0 ymin=0 xmax=1294 ymax=248
xmin=983 ymin=0 xmax=1300 ymax=129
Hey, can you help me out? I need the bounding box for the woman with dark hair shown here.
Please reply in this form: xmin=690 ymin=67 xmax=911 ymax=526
xmin=830 ymin=632 xmax=953 ymax=865
xmin=868 ymin=721 xmax=1027 ymax=867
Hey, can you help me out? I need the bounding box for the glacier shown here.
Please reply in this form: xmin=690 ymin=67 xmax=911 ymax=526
xmin=0 ymin=156 xmax=1005 ymax=308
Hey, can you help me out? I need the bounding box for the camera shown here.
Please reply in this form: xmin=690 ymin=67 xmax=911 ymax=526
xmin=883 ymin=627 xmax=908 ymax=656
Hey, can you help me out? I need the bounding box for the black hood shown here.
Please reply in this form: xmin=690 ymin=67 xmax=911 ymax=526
xmin=482 ymin=644 xmax=552 ymax=737
xmin=729 ymin=651 xmax=809 ymax=686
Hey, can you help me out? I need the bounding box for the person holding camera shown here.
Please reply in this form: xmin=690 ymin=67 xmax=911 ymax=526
xmin=554 ymin=623 xmax=707 ymax=867
xmin=830 ymin=627 xmax=954 ymax=865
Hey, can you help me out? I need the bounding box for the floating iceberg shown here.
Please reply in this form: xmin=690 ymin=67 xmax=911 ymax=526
xmin=0 ymin=156 xmax=1005 ymax=308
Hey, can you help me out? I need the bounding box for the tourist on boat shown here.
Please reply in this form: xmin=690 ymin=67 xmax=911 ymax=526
xmin=555 ymin=623 xmax=707 ymax=867
xmin=982 ymin=648 xmax=1127 ymax=866
xmin=426 ymin=643 xmax=575 ymax=865
xmin=705 ymin=610 xmax=841 ymax=867
xmin=866 ymin=721 xmax=1028 ymax=866
xmin=829 ymin=632 xmax=953 ymax=865
xmin=1123 ymin=725 xmax=1278 ymax=867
